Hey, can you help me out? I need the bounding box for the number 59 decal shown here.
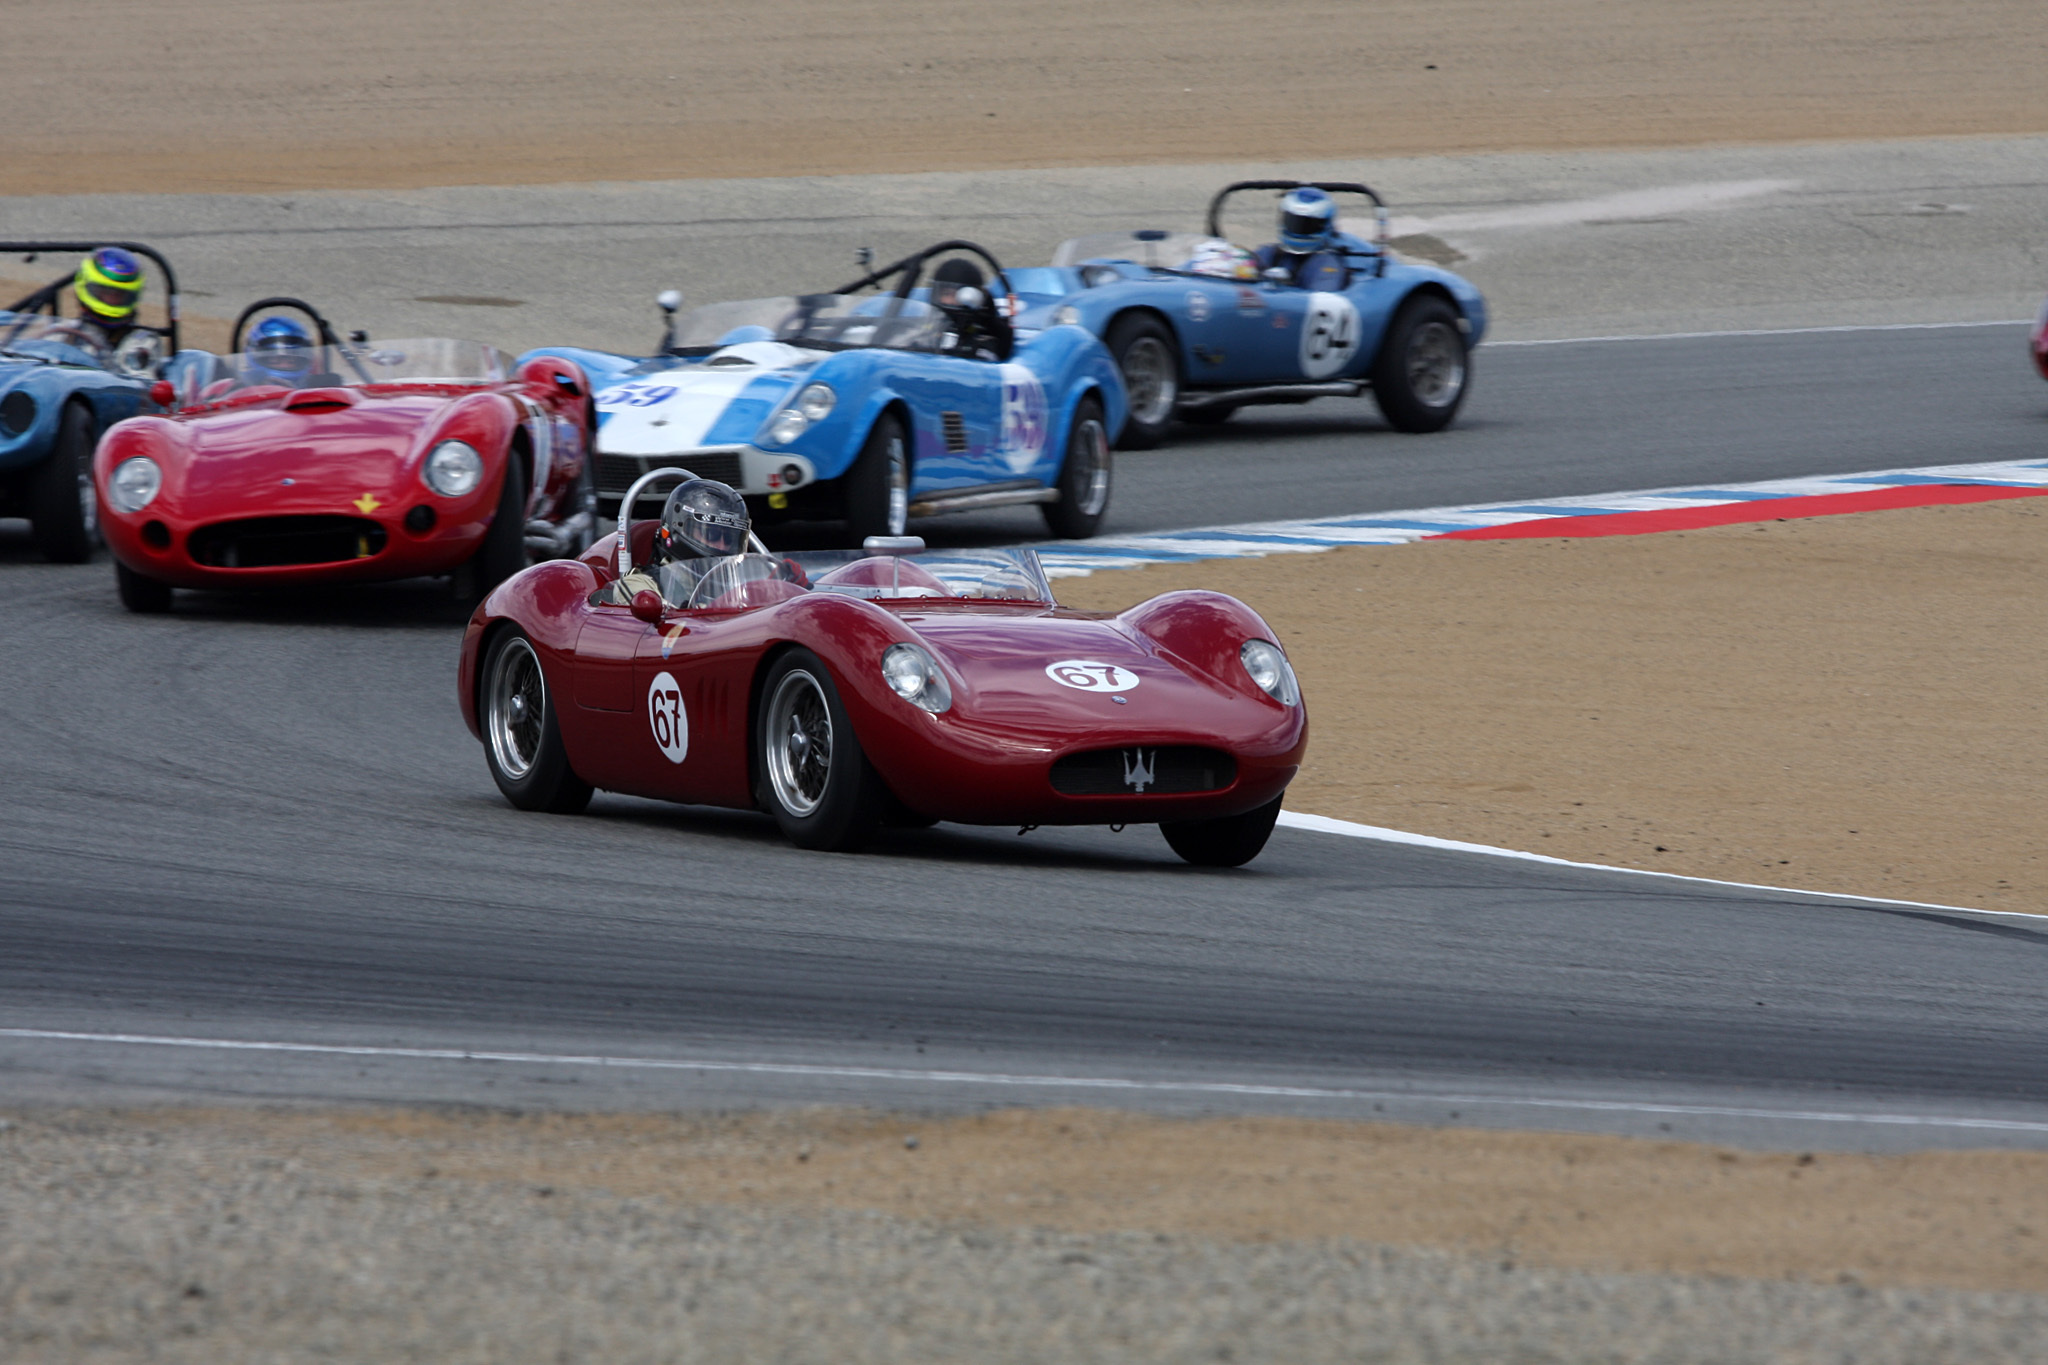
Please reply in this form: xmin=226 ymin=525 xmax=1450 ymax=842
xmin=1045 ymin=659 xmax=1141 ymax=692
xmin=648 ymin=671 xmax=689 ymax=763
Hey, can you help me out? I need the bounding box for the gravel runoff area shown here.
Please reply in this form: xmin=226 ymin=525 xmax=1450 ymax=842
xmin=8 ymin=1107 xmax=2048 ymax=1364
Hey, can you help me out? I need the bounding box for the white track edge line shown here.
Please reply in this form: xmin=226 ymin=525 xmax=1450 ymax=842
xmin=1276 ymin=811 xmax=2046 ymax=921
xmin=1489 ymin=319 xmax=2032 ymax=347
xmin=4 ymin=1028 xmax=2044 ymax=1133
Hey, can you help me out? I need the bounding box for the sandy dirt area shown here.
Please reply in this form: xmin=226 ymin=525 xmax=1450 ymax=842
xmin=1058 ymin=497 xmax=2048 ymax=916
xmin=4 ymin=1 xmax=2046 ymax=196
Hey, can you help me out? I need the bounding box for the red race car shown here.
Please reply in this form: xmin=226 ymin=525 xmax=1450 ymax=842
xmin=95 ymin=298 xmax=598 ymax=612
xmin=456 ymin=469 xmax=1308 ymax=865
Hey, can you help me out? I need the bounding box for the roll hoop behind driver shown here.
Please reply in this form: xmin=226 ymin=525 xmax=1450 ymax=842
xmin=6 ymin=246 xmax=148 ymax=351
xmin=607 ymin=477 xmax=799 ymax=607
xmin=1251 ymin=186 xmax=1350 ymax=292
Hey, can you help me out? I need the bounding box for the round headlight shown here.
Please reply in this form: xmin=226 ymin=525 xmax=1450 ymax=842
xmin=0 ymin=390 xmax=35 ymax=436
xmin=882 ymin=642 xmax=952 ymax=713
xmin=767 ymin=409 xmax=809 ymax=445
xmin=108 ymin=456 xmax=162 ymax=514
xmin=1051 ymin=305 xmax=1082 ymax=328
xmin=796 ymin=383 xmax=835 ymax=421
xmin=422 ymin=440 xmax=485 ymax=497
xmin=1240 ymin=639 xmax=1299 ymax=706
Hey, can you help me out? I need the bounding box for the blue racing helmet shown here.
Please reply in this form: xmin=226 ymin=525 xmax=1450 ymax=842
xmin=1277 ymin=187 xmax=1338 ymax=255
xmin=246 ymin=317 xmax=315 ymax=381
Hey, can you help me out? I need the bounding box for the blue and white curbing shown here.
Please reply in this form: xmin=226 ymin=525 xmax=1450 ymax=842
xmin=1035 ymin=457 xmax=2048 ymax=578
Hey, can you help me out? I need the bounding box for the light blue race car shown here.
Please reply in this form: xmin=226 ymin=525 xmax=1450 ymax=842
xmin=1004 ymin=181 xmax=1489 ymax=448
xmin=0 ymin=241 xmax=181 ymax=561
xmin=522 ymin=240 xmax=1127 ymax=545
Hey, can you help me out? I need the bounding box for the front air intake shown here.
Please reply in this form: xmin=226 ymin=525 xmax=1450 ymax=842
xmin=188 ymin=515 xmax=387 ymax=568
xmin=1050 ymin=746 xmax=1236 ymax=796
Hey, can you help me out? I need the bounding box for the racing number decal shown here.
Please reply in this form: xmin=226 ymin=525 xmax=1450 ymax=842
xmin=997 ymin=364 xmax=1049 ymax=475
xmin=1299 ymin=293 xmax=1361 ymax=379
xmin=1045 ymin=659 xmax=1141 ymax=692
xmin=598 ymin=382 xmax=680 ymax=410
xmin=648 ymin=670 xmax=689 ymax=764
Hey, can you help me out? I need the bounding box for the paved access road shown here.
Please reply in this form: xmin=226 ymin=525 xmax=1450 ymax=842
xmin=4 ymin=321 xmax=2047 ymax=1152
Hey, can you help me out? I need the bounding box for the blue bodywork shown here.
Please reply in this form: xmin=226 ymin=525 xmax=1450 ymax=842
xmin=523 ymin=315 xmax=1126 ymax=526
xmin=0 ymin=322 xmax=157 ymax=494
xmin=1005 ymin=237 xmax=1486 ymax=396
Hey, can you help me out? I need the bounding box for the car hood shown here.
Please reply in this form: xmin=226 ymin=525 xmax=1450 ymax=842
xmin=171 ymin=391 xmax=455 ymax=505
xmin=595 ymin=341 xmax=818 ymax=455
xmin=899 ymin=609 xmax=1263 ymax=733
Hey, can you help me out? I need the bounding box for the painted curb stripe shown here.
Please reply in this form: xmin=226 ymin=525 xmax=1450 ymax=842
xmin=1037 ymin=457 xmax=2048 ymax=577
xmin=1434 ymin=482 xmax=2048 ymax=540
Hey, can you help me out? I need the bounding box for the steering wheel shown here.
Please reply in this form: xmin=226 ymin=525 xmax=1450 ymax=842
xmin=35 ymin=319 xmax=108 ymax=359
xmin=228 ymin=296 xmax=371 ymax=383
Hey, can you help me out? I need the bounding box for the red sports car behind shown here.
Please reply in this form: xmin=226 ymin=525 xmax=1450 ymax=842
xmin=96 ymin=300 xmax=597 ymax=613
xmin=457 ymin=479 xmax=1308 ymax=866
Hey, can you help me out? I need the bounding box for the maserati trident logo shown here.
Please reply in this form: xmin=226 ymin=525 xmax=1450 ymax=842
xmin=1122 ymin=747 xmax=1156 ymax=793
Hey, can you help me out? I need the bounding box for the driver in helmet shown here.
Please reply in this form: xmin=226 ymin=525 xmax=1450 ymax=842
xmin=6 ymin=246 xmax=148 ymax=350
xmin=1252 ymin=187 xmax=1350 ymax=291
xmin=607 ymin=477 xmax=754 ymax=605
xmin=241 ymin=317 xmax=318 ymax=387
xmin=929 ymin=257 xmax=1011 ymax=361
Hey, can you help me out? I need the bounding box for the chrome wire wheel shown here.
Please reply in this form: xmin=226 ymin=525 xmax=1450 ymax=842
xmin=486 ymin=635 xmax=547 ymax=782
xmin=885 ymin=430 xmax=909 ymax=536
xmin=1119 ymin=336 xmax=1177 ymax=427
xmin=1406 ymin=320 xmax=1466 ymax=409
xmin=1071 ymin=417 xmax=1111 ymax=517
xmin=764 ymin=668 xmax=834 ymax=818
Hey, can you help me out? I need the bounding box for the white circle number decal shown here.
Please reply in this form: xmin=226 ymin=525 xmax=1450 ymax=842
xmin=1299 ymin=292 xmax=1360 ymax=379
xmin=647 ymin=670 xmax=689 ymax=764
xmin=1045 ymin=659 xmax=1141 ymax=692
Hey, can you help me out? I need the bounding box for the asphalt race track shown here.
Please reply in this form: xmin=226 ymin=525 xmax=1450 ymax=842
xmin=4 ymin=318 xmax=2048 ymax=1152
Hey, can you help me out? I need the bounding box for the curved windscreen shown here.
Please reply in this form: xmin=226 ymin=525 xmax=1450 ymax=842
xmin=796 ymin=546 xmax=1051 ymax=603
xmin=1050 ymin=231 xmax=1219 ymax=269
xmin=668 ymin=294 xmax=942 ymax=355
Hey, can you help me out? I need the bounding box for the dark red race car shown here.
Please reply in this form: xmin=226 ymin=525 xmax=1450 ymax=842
xmin=95 ymin=298 xmax=598 ymax=612
xmin=456 ymin=469 xmax=1308 ymax=865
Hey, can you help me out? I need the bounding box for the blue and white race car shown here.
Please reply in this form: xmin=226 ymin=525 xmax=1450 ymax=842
xmin=1 ymin=241 xmax=181 ymax=561
xmin=1006 ymin=181 xmax=1489 ymax=448
xmin=524 ymin=241 xmax=1127 ymax=544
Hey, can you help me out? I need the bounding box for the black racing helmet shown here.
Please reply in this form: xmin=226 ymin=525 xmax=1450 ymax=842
xmin=930 ymin=256 xmax=987 ymax=308
xmin=656 ymin=477 xmax=750 ymax=560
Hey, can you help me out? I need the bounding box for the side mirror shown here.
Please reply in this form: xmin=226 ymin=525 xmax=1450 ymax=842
xmin=1262 ymin=265 xmax=1290 ymax=283
xmin=863 ymin=535 xmax=925 ymax=555
xmin=348 ymin=329 xmax=370 ymax=344
xmin=149 ymin=379 xmax=176 ymax=408
xmin=630 ymin=588 xmax=665 ymax=624
xmin=656 ymin=289 xmax=683 ymax=315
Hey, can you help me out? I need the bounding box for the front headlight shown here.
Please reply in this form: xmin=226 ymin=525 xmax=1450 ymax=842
xmin=108 ymin=456 xmax=162 ymax=513
xmin=766 ymin=383 xmax=835 ymax=445
xmin=422 ymin=440 xmax=485 ymax=497
xmin=1240 ymin=639 xmax=1299 ymax=706
xmin=882 ymin=642 xmax=952 ymax=713
xmin=1051 ymin=305 xmax=1082 ymax=327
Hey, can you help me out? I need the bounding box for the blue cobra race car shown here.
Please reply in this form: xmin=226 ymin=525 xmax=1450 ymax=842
xmin=521 ymin=240 xmax=1127 ymax=545
xmin=1 ymin=241 xmax=182 ymax=561
xmin=1005 ymin=180 xmax=1489 ymax=448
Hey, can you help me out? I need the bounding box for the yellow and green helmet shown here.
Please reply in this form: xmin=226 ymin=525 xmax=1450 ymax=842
xmin=73 ymin=247 xmax=144 ymax=320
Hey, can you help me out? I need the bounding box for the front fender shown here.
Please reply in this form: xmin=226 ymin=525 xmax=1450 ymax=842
xmin=461 ymin=557 xmax=602 ymax=738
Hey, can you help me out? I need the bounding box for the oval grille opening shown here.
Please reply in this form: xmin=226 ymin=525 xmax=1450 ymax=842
xmin=1050 ymin=746 xmax=1235 ymax=797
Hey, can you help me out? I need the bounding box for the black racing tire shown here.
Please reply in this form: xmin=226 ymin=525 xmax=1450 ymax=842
xmin=754 ymin=647 xmax=885 ymax=851
xmin=30 ymin=402 xmax=99 ymax=563
xmin=1180 ymin=404 xmax=1237 ymax=427
xmin=114 ymin=560 xmax=172 ymax=614
xmin=1105 ymin=313 xmax=1179 ymax=449
xmin=1371 ymin=294 xmax=1470 ymax=434
xmin=455 ymin=452 xmax=529 ymax=602
xmin=1160 ymin=794 xmax=1285 ymax=868
xmin=843 ymin=411 xmax=910 ymax=543
xmin=1040 ymin=394 xmax=1113 ymax=540
xmin=480 ymin=627 xmax=593 ymax=814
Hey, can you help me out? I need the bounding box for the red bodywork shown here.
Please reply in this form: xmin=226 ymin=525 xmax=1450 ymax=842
xmin=457 ymin=525 xmax=1308 ymax=828
xmin=2033 ymin=294 xmax=2048 ymax=382
xmin=95 ymin=354 xmax=592 ymax=589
